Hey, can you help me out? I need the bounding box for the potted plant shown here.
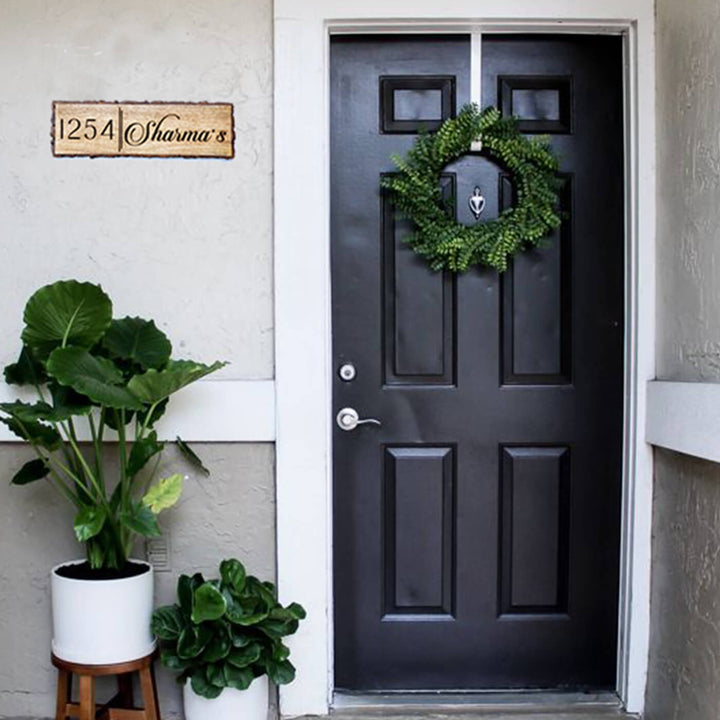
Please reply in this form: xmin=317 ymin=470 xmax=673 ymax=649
xmin=151 ymin=558 xmax=306 ymax=720
xmin=1 ymin=279 xmax=225 ymax=664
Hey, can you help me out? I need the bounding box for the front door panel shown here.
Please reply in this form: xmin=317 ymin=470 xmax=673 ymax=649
xmin=331 ymin=34 xmax=624 ymax=691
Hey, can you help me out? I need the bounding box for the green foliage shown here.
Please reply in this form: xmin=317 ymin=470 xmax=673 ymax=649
xmin=152 ymin=559 xmax=306 ymax=699
xmin=22 ymin=280 xmax=113 ymax=358
xmin=381 ymin=103 xmax=562 ymax=273
xmin=102 ymin=317 xmax=172 ymax=371
xmin=11 ymin=458 xmax=50 ymax=485
xmin=127 ymin=360 xmax=227 ymax=405
xmin=1 ymin=279 xmax=225 ymax=571
xmin=142 ymin=473 xmax=183 ymax=513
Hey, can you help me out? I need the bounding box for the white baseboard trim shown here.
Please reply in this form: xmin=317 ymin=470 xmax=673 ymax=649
xmin=647 ymin=380 xmax=720 ymax=463
xmin=0 ymin=380 xmax=276 ymax=443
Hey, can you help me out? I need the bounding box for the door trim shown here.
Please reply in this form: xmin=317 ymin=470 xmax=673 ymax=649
xmin=274 ymin=4 xmax=655 ymax=716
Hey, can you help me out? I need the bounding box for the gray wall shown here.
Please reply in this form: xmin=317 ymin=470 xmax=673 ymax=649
xmin=0 ymin=1 xmax=275 ymax=718
xmin=0 ymin=444 xmax=275 ymax=719
xmin=647 ymin=0 xmax=720 ymax=718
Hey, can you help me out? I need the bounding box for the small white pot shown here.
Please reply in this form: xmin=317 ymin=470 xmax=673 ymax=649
xmin=183 ymin=675 xmax=269 ymax=720
xmin=51 ymin=559 xmax=156 ymax=664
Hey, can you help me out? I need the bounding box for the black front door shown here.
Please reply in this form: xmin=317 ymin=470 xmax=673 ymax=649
xmin=331 ymin=34 xmax=624 ymax=692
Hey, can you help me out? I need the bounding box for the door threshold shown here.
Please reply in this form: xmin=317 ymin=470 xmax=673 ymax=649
xmin=331 ymin=690 xmax=626 ymax=715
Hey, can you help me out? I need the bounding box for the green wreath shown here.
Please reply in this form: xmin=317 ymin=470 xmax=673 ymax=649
xmin=381 ymin=103 xmax=562 ymax=273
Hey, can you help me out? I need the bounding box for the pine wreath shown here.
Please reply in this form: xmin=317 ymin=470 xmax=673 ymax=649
xmin=381 ymin=103 xmax=562 ymax=273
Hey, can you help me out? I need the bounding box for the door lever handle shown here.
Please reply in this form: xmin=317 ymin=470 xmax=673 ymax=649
xmin=336 ymin=407 xmax=382 ymax=431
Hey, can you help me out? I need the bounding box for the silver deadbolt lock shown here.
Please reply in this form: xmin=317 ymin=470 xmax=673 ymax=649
xmin=336 ymin=407 xmax=382 ymax=431
xmin=338 ymin=363 xmax=357 ymax=382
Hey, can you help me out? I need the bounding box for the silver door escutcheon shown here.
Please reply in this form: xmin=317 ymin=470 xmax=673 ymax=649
xmin=336 ymin=407 xmax=382 ymax=431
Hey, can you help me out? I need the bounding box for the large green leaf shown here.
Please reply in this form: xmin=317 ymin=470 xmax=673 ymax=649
xmin=102 ymin=317 xmax=172 ymax=370
xmin=224 ymin=594 xmax=248 ymax=625
xmin=119 ymin=504 xmax=161 ymax=537
xmin=159 ymin=648 xmax=193 ymax=671
xmin=206 ymin=663 xmax=226 ymax=688
xmin=266 ymin=659 xmax=296 ymax=685
xmin=142 ymin=473 xmax=183 ymax=513
xmin=178 ymin=625 xmax=213 ymax=660
xmin=47 ymin=347 xmax=143 ymax=410
xmin=0 ymin=416 xmax=62 ymax=449
xmin=0 ymin=399 xmax=89 ymax=424
xmin=220 ymin=558 xmax=246 ymax=595
xmin=49 ymin=384 xmax=92 ymax=418
xmin=223 ymin=665 xmax=254 ymax=691
xmin=257 ymin=617 xmax=297 ymax=639
xmin=73 ymin=506 xmax=107 ymax=542
xmin=10 ymin=459 xmax=50 ymax=485
xmin=229 ymin=609 xmax=269 ymax=627
xmin=177 ymin=573 xmax=204 ymax=620
xmin=4 ymin=347 xmax=47 ymax=386
xmin=191 ymin=583 xmax=227 ymax=623
xmin=151 ymin=605 xmax=184 ymax=641
xmin=127 ymin=431 xmax=164 ymax=478
xmin=285 ymin=602 xmax=307 ymax=620
xmin=246 ymin=576 xmax=278 ymax=610
xmin=201 ymin=626 xmax=231 ymax=662
xmin=190 ymin=670 xmax=223 ymax=699
xmin=230 ymin=629 xmax=252 ymax=648
xmin=225 ymin=591 xmax=269 ymax=626
xmin=272 ymin=642 xmax=291 ymax=662
xmin=227 ymin=643 xmax=261 ymax=669
xmin=0 ymin=401 xmax=55 ymax=423
xmin=22 ymin=280 xmax=112 ymax=357
xmin=127 ymin=360 xmax=227 ymax=404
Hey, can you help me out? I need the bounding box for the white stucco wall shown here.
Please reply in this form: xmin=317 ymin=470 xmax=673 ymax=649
xmin=0 ymin=0 xmax=273 ymax=378
xmin=0 ymin=2 xmax=274 ymax=718
xmin=647 ymin=1 xmax=720 ymax=719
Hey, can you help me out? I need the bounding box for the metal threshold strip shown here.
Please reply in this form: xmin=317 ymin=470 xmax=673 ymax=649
xmin=331 ymin=690 xmax=634 ymax=717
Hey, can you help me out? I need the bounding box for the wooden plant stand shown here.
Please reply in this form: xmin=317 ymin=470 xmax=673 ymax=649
xmin=52 ymin=651 xmax=160 ymax=720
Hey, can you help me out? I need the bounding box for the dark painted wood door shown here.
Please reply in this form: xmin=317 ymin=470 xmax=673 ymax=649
xmin=331 ymin=34 xmax=624 ymax=692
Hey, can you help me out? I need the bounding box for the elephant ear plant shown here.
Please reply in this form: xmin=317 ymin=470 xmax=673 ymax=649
xmin=151 ymin=559 xmax=306 ymax=698
xmin=2 ymin=279 xmax=225 ymax=572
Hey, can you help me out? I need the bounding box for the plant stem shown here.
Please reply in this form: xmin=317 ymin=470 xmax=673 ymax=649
xmin=139 ymin=402 xmax=159 ymax=439
xmin=63 ymin=429 xmax=107 ymax=505
xmin=116 ymin=410 xmax=129 ymax=549
xmin=141 ymin=453 xmax=163 ymax=498
xmin=58 ymin=420 xmax=85 ymax=486
xmin=88 ymin=412 xmax=105 ymax=493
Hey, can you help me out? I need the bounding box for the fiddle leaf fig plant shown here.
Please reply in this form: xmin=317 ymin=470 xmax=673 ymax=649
xmin=151 ymin=559 xmax=306 ymax=699
xmin=2 ymin=279 xmax=226 ymax=571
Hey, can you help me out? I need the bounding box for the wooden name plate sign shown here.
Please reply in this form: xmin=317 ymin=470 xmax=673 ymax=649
xmin=52 ymin=102 xmax=234 ymax=158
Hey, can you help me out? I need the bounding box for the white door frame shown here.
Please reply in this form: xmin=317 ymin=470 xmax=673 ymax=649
xmin=274 ymin=2 xmax=655 ymax=716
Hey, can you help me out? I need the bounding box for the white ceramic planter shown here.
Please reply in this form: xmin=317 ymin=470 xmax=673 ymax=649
xmin=51 ymin=559 xmax=156 ymax=664
xmin=183 ymin=675 xmax=268 ymax=720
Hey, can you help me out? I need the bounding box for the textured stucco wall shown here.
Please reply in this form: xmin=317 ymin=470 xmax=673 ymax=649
xmin=0 ymin=0 xmax=273 ymax=378
xmin=0 ymin=1 xmax=275 ymax=719
xmin=647 ymin=1 xmax=720 ymax=718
